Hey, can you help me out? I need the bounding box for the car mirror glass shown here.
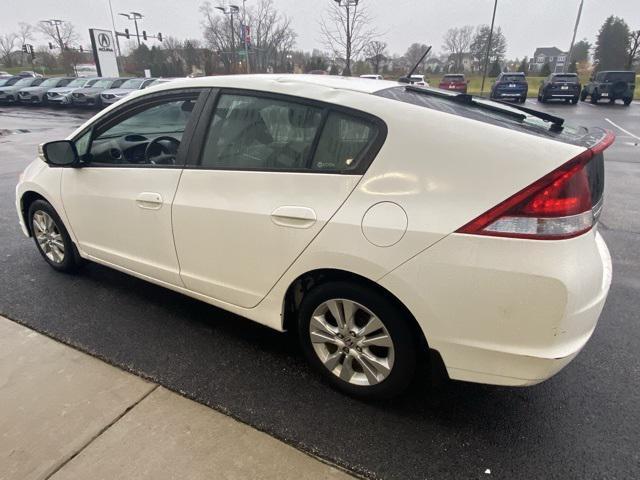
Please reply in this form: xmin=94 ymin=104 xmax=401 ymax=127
xmin=40 ymin=140 xmax=79 ymax=167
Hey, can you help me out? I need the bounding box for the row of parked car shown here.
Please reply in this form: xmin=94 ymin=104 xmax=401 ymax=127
xmin=0 ymin=74 xmax=173 ymax=108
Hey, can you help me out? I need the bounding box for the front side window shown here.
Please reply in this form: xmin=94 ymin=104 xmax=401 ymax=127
xmin=200 ymin=94 xmax=323 ymax=170
xmin=86 ymin=95 xmax=197 ymax=165
xmin=311 ymin=111 xmax=377 ymax=171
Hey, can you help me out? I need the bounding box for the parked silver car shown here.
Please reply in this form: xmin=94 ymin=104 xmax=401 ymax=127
xmin=99 ymin=77 xmax=156 ymax=105
xmin=46 ymin=77 xmax=101 ymax=106
xmin=71 ymin=77 xmax=131 ymax=107
xmin=0 ymin=76 xmax=44 ymax=104
xmin=17 ymin=77 xmax=75 ymax=105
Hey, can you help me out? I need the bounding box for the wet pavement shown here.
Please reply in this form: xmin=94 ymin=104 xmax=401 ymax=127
xmin=0 ymin=102 xmax=639 ymax=479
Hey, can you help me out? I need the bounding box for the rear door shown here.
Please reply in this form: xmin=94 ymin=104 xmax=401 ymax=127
xmin=172 ymin=90 xmax=384 ymax=308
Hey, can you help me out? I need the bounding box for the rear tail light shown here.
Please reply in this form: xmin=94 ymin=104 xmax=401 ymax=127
xmin=457 ymin=131 xmax=614 ymax=240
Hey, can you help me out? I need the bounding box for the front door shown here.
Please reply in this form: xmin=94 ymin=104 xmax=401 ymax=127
xmin=62 ymin=90 xmax=206 ymax=285
xmin=172 ymin=91 xmax=382 ymax=307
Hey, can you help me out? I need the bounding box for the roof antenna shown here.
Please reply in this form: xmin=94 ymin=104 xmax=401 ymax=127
xmin=398 ymin=46 xmax=432 ymax=84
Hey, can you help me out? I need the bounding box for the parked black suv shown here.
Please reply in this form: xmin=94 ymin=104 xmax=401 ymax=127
xmin=538 ymin=73 xmax=581 ymax=104
xmin=581 ymin=71 xmax=635 ymax=106
xmin=490 ymin=72 xmax=528 ymax=103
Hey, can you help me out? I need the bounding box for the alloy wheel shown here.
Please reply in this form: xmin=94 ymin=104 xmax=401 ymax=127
xmin=32 ymin=210 xmax=65 ymax=264
xmin=309 ymin=298 xmax=395 ymax=386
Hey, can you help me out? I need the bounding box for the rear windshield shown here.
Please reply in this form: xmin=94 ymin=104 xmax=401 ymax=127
xmin=553 ymin=74 xmax=578 ymax=83
xmin=374 ymin=86 xmax=596 ymax=147
xmin=598 ymin=72 xmax=635 ymax=83
xmin=501 ymin=75 xmax=526 ymax=82
xmin=443 ymin=75 xmax=464 ymax=81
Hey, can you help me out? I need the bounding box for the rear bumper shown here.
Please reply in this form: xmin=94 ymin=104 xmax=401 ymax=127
xmin=379 ymin=230 xmax=612 ymax=386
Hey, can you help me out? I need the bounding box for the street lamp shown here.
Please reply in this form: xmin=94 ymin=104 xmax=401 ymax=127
xmin=40 ymin=19 xmax=64 ymax=51
xmin=216 ymin=5 xmax=240 ymax=74
xmin=119 ymin=11 xmax=144 ymax=47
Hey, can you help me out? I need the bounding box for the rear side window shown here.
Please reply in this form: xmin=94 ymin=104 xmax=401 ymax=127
xmin=201 ymin=94 xmax=323 ymax=170
xmin=603 ymin=72 xmax=635 ymax=83
xmin=311 ymin=112 xmax=378 ymax=171
xmin=501 ymin=75 xmax=526 ymax=82
xmin=443 ymin=75 xmax=464 ymax=82
xmin=553 ymin=75 xmax=578 ymax=83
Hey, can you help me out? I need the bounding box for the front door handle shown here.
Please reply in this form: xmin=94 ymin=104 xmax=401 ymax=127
xmin=271 ymin=206 xmax=317 ymax=229
xmin=136 ymin=192 xmax=163 ymax=210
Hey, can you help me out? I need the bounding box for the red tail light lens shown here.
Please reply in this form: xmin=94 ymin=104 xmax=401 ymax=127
xmin=457 ymin=131 xmax=614 ymax=240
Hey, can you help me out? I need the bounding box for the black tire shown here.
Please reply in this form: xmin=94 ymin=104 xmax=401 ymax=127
xmin=623 ymin=97 xmax=632 ymax=106
xmin=28 ymin=199 xmax=81 ymax=273
xmin=539 ymin=95 xmax=546 ymax=103
xmin=571 ymin=97 xmax=579 ymax=105
xmin=297 ymin=281 xmax=418 ymax=399
xmin=590 ymin=93 xmax=599 ymax=104
xmin=580 ymin=90 xmax=587 ymax=101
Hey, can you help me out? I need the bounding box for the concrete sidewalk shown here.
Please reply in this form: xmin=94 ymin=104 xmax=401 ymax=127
xmin=0 ymin=316 xmax=352 ymax=480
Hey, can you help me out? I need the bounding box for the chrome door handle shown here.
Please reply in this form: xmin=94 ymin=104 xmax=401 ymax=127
xmin=136 ymin=192 xmax=163 ymax=210
xmin=271 ymin=206 xmax=317 ymax=229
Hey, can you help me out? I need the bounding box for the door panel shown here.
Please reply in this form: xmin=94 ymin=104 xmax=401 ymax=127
xmin=62 ymin=168 xmax=184 ymax=285
xmin=172 ymin=170 xmax=359 ymax=307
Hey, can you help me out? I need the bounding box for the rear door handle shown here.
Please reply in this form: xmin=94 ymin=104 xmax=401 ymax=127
xmin=271 ymin=206 xmax=317 ymax=229
xmin=136 ymin=192 xmax=163 ymax=210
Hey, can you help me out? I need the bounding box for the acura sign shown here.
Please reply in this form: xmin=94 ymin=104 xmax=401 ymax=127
xmin=89 ymin=29 xmax=119 ymax=77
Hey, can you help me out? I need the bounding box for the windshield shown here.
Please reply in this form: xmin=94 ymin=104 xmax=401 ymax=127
xmin=92 ymin=79 xmax=113 ymax=88
xmin=443 ymin=75 xmax=464 ymax=82
xmin=15 ymin=78 xmax=35 ymax=86
xmin=40 ymin=78 xmax=62 ymax=87
xmin=501 ymin=75 xmax=526 ymax=82
xmin=67 ymin=78 xmax=87 ymax=88
xmin=119 ymin=79 xmax=145 ymax=89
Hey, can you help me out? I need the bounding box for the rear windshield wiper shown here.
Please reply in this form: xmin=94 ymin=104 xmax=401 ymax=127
xmin=404 ymin=85 xmax=565 ymax=132
xmin=404 ymin=85 xmax=526 ymax=122
xmin=487 ymin=97 xmax=565 ymax=132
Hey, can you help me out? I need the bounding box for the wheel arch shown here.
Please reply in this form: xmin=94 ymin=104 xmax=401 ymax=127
xmin=20 ymin=190 xmax=49 ymax=237
xmin=282 ymin=268 xmax=429 ymax=350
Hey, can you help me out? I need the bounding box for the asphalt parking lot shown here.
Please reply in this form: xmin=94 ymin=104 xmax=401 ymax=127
xmin=1 ymin=101 xmax=639 ymax=479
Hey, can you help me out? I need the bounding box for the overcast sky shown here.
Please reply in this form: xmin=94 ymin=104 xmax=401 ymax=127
xmin=2 ymin=0 xmax=639 ymax=60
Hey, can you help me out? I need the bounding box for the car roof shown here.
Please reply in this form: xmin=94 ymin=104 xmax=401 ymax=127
xmin=142 ymin=74 xmax=403 ymax=95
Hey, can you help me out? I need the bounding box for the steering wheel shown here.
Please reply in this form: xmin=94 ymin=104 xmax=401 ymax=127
xmin=145 ymin=136 xmax=181 ymax=165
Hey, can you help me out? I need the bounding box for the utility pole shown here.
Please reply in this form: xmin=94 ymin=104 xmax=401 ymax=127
xmin=242 ymin=0 xmax=250 ymax=73
xmin=480 ymin=0 xmax=498 ymax=97
xmin=333 ymin=0 xmax=359 ymax=76
xmin=107 ymin=0 xmax=122 ymax=56
xmin=41 ymin=19 xmax=64 ymax=51
xmin=216 ymin=4 xmax=240 ymax=73
xmin=565 ymin=0 xmax=584 ymax=73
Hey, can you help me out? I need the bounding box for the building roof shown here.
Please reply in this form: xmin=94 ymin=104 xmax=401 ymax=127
xmin=533 ymin=47 xmax=566 ymax=58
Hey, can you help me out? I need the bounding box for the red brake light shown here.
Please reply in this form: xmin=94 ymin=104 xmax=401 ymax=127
xmin=457 ymin=131 xmax=614 ymax=240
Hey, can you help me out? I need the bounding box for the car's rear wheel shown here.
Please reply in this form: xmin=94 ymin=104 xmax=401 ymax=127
xmin=571 ymin=97 xmax=579 ymax=105
xmin=297 ymin=281 xmax=417 ymax=399
xmin=590 ymin=93 xmax=599 ymax=104
xmin=623 ymin=97 xmax=632 ymax=106
xmin=28 ymin=199 xmax=81 ymax=272
xmin=539 ymin=94 xmax=546 ymax=103
xmin=580 ymin=90 xmax=587 ymax=101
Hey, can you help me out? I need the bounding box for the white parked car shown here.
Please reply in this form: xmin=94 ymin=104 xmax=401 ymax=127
xmin=16 ymin=75 xmax=613 ymax=398
xmin=408 ymin=74 xmax=429 ymax=86
xmin=100 ymin=77 xmax=157 ymax=105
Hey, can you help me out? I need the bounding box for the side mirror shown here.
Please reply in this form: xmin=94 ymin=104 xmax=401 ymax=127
xmin=39 ymin=140 xmax=79 ymax=167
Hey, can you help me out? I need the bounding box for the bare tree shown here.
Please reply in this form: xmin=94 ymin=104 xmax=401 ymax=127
xmin=364 ymin=40 xmax=387 ymax=74
xmin=201 ymin=0 xmax=295 ymax=74
xmin=38 ymin=20 xmax=79 ymax=74
xmin=442 ymin=25 xmax=473 ymax=72
xmin=628 ymin=29 xmax=640 ymax=69
xmin=320 ymin=0 xmax=377 ymax=76
xmin=0 ymin=33 xmax=18 ymax=67
xmin=404 ymin=43 xmax=430 ymax=72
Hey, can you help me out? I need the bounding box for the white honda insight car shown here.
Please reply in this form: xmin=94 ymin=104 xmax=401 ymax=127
xmin=16 ymin=74 xmax=613 ymax=398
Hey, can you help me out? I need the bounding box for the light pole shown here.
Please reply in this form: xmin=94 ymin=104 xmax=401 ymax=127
xmin=119 ymin=11 xmax=144 ymax=47
xmin=480 ymin=0 xmax=498 ymax=97
xmin=216 ymin=4 xmax=240 ymax=73
xmin=565 ymin=0 xmax=584 ymax=73
xmin=107 ymin=0 xmax=122 ymax=57
xmin=333 ymin=0 xmax=359 ymax=76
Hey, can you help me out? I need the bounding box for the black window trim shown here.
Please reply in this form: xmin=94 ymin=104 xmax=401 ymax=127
xmin=185 ymin=87 xmax=388 ymax=176
xmin=71 ymin=87 xmax=211 ymax=169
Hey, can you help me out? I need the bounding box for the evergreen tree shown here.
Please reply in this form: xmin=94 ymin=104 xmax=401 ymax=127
xmin=489 ymin=59 xmax=501 ymax=77
xmin=593 ymin=16 xmax=630 ymax=71
xmin=571 ymin=39 xmax=591 ymax=63
xmin=518 ymin=56 xmax=529 ymax=74
xmin=541 ymin=62 xmax=552 ymax=76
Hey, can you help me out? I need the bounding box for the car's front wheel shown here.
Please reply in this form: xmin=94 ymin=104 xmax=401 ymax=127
xmin=28 ymin=199 xmax=81 ymax=272
xmin=298 ymin=281 xmax=417 ymax=399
